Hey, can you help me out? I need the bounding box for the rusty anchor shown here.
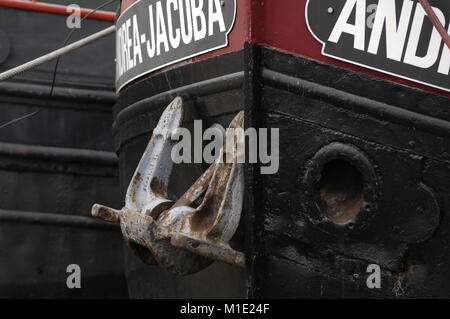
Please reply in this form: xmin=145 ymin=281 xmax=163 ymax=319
xmin=92 ymin=97 xmax=245 ymax=275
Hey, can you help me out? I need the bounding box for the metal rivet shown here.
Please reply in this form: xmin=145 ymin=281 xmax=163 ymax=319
xmin=328 ymin=7 xmax=334 ymax=14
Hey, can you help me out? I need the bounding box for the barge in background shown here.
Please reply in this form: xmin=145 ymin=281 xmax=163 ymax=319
xmin=0 ymin=0 xmax=126 ymax=298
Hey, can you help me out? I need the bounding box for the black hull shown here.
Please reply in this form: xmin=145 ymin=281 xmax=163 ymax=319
xmin=115 ymin=44 xmax=450 ymax=298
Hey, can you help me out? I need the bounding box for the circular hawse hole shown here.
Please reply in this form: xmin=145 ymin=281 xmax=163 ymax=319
xmin=317 ymin=160 xmax=364 ymax=224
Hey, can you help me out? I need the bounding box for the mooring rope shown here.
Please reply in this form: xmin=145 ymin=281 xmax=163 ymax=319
xmin=0 ymin=25 xmax=116 ymax=81
xmin=419 ymin=0 xmax=450 ymax=50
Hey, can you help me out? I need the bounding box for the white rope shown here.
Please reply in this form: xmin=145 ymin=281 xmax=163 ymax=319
xmin=0 ymin=25 xmax=116 ymax=81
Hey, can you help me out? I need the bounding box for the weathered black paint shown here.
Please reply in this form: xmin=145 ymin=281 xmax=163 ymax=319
xmin=248 ymin=45 xmax=450 ymax=298
xmin=115 ymin=41 xmax=450 ymax=298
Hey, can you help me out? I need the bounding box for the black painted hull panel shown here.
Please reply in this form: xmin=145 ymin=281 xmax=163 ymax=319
xmin=116 ymin=45 xmax=450 ymax=298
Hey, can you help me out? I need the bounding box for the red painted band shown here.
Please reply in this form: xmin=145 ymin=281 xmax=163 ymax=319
xmin=0 ymin=0 xmax=116 ymax=21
